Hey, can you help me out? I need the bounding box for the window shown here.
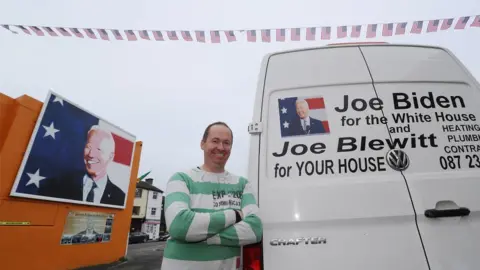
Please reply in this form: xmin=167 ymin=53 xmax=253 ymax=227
xmin=135 ymin=188 xmax=143 ymax=198
xmin=153 ymin=192 xmax=158 ymax=199
xmin=151 ymin=208 xmax=157 ymax=216
xmin=132 ymin=206 xmax=140 ymax=215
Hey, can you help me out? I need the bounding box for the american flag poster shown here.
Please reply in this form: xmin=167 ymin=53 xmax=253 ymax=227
xmin=278 ymin=96 xmax=330 ymax=138
xmin=9 ymin=91 xmax=136 ymax=209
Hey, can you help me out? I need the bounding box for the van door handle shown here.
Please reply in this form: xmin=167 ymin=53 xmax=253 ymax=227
xmin=424 ymin=207 xmax=470 ymax=218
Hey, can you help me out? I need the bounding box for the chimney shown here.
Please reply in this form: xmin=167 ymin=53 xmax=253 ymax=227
xmin=145 ymin=178 xmax=153 ymax=185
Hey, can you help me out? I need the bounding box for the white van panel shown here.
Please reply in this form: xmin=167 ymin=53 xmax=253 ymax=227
xmin=264 ymin=47 xmax=372 ymax=92
xmin=361 ymin=45 xmax=471 ymax=83
xmin=362 ymin=46 xmax=480 ymax=269
xmin=257 ymin=51 xmax=429 ymax=270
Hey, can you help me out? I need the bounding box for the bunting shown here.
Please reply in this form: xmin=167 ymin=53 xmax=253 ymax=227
xmin=1 ymin=15 xmax=479 ymax=44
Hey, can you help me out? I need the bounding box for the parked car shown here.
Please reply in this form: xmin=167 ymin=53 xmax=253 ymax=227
xmin=128 ymin=231 xmax=149 ymax=244
xmin=158 ymin=233 xmax=170 ymax=242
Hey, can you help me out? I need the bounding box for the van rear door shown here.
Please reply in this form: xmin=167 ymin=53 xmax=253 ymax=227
xmin=361 ymin=44 xmax=480 ymax=269
xmin=256 ymin=46 xmax=429 ymax=269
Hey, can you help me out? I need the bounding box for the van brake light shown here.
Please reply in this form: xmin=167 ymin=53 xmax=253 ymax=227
xmin=243 ymin=242 xmax=263 ymax=270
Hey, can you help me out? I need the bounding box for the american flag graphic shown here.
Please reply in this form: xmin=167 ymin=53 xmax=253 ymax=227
xmin=195 ymin=31 xmax=205 ymax=42
xmin=471 ymin=15 xmax=480 ymax=27
xmin=10 ymin=92 xmax=136 ymax=209
xmin=210 ymin=30 xmax=221 ymax=43
xmin=152 ymin=31 xmax=164 ymax=41
xmin=278 ymin=96 xmax=330 ymax=138
xmin=124 ymin=30 xmax=137 ymax=41
xmin=454 ymin=16 xmax=470 ymax=29
xmin=261 ymin=29 xmax=270 ymax=42
xmin=167 ymin=31 xmax=178 ymax=40
xmin=112 ymin=30 xmax=123 ymax=40
xmin=276 ymin=29 xmax=285 ymax=42
xmin=139 ymin=30 xmax=150 ymax=40
xmin=351 ymin=25 xmax=361 ymax=38
xmin=337 ymin=26 xmax=347 ymax=38
xmin=427 ymin=20 xmax=440 ymax=32
xmin=181 ymin=31 xmax=192 ymax=41
xmin=247 ymin=30 xmax=256 ymax=42
xmin=57 ymin=27 xmax=71 ymax=37
xmin=84 ymin=28 xmax=97 ymax=39
xmin=382 ymin=23 xmax=393 ymax=36
xmin=441 ymin=18 xmax=454 ymax=30
xmin=395 ymin=22 xmax=407 ymax=35
xmin=97 ymin=29 xmax=110 ymax=40
xmin=366 ymin=24 xmax=377 ymax=38
xmin=43 ymin=27 xmax=58 ymax=37
xmin=224 ymin=31 xmax=236 ymax=42
xmin=321 ymin=27 xmax=331 ymax=40
xmin=306 ymin=27 xmax=316 ymax=40
xmin=29 ymin=26 xmax=44 ymax=36
xmin=411 ymin=21 xmax=423 ymax=34
xmin=70 ymin=28 xmax=84 ymax=38
xmin=16 ymin=25 xmax=31 ymax=35
xmin=291 ymin=28 xmax=301 ymax=41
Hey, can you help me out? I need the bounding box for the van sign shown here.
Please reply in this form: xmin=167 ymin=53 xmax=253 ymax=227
xmin=270 ymin=237 xmax=327 ymax=246
xmin=386 ymin=149 xmax=410 ymax=171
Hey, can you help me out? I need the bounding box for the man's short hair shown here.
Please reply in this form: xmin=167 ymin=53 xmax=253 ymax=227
xmin=201 ymin=121 xmax=233 ymax=143
xmin=88 ymin=125 xmax=116 ymax=154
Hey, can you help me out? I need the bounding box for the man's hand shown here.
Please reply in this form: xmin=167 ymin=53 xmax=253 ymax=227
xmin=234 ymin=209 xmax=243 ymax=223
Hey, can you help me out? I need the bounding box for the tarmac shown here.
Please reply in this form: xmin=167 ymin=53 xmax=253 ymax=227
xmin=77 ymin=241 xmax=166 ymax=270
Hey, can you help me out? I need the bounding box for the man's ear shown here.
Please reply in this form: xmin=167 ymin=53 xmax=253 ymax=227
xmin=109 ymin=152 xmax=115 ymax=161
xmin=200 ymin=140 xmax=205 ymax=150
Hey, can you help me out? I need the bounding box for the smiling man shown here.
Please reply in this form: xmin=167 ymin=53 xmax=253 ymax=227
xmin=161 ymin=121 xmax=263 ymax=270
xmin=37 ymin=125 xmax=125 ymax=207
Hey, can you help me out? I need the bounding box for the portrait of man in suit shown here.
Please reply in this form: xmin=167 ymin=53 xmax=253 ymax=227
xmin=289 ymin=99 xmax=326 ymax=136
xmin=37 ymin=125 xmax=125 ymax=207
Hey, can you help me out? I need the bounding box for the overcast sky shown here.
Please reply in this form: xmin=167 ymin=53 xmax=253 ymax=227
xmin=1 ymin=0 xmax=479 ymax=192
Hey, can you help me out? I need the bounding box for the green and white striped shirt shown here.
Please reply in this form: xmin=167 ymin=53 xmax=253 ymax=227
xmin=161 ymin=167 xmax=263 ymax=270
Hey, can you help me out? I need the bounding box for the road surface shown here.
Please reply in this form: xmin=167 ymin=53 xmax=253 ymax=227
xmin=113 ymin=241 xmax=166 ymax=270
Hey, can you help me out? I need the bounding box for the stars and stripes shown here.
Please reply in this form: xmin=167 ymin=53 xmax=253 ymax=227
xmin=278 ymin=96 xmax=330 ymax=138
xmin=261 ymin=29 xmax=270 ymax=42
xmin=10 ymin=91 xmax=136 ymax=207
xmin=382 ymin=23 xmax=394 ymax=36
xmin=411 ymin=21 xmax=423 ymax=34
xmin=306 ymin=27 xmax=316 ymax=41
xmin=1 ymin=14 xmax=477 ymax=44
xmin=337 ymin=26 xmax=347 ymax=38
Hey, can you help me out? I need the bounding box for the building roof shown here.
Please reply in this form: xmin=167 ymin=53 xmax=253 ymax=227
xmin=136 ymin=180 xmax=164 ymax=193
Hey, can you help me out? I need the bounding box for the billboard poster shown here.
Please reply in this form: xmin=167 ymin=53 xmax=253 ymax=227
xmin=9 ymin=90 xmax=136 ymax=209
xmin=60 ymin=211 xmax=114 ymax=245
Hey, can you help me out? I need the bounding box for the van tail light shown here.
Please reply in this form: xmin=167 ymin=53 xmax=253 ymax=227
xmin=242 ymin=241 xmax=263 ymax=270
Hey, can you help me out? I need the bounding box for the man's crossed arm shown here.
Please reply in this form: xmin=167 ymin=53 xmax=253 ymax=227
xmin=164 ymin=172 xmax=262 ymax=246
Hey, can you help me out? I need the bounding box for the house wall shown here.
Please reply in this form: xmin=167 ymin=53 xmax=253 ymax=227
xmin=0 ymin=93 xmax=143 ymax=270
xmin=132 ymin=188 xmax=148 ymax=219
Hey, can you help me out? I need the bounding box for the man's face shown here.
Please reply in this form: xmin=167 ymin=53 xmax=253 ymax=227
xmin=87 ymin=219 xmax=94 ymax=230
xmin=84 ymin=130 xmax=114 ymax=178
xmin=296 ymin=101 xmax=309 ymax=119
xmin=201 ymin=125 xmax=233 ymax=168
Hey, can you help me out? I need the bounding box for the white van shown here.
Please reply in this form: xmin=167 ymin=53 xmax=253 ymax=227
xmin=242 ymin=43 xmax=480 ymax=270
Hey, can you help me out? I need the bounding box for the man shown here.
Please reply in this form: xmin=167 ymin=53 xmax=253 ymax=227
xmin=38 ymin=125 xmax=125 ymax=206
xmin=72 ymin=216 xmax=102 ymax=243
xmin=290 ymin=99 xmax=326 ymax=136
xmin=161 ymin=122 xmax=263 ymax=270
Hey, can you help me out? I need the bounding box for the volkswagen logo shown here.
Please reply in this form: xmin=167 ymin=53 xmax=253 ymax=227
xmin=386 ymin=149 xmax=410 ymax=171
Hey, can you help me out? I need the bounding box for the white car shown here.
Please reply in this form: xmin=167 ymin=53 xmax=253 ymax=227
xmin=242 ymin=43 xmax=480 ymax=269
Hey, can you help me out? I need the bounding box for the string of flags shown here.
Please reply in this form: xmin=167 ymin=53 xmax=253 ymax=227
xmin=1 ymin=15 xmax=479 ymax=44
